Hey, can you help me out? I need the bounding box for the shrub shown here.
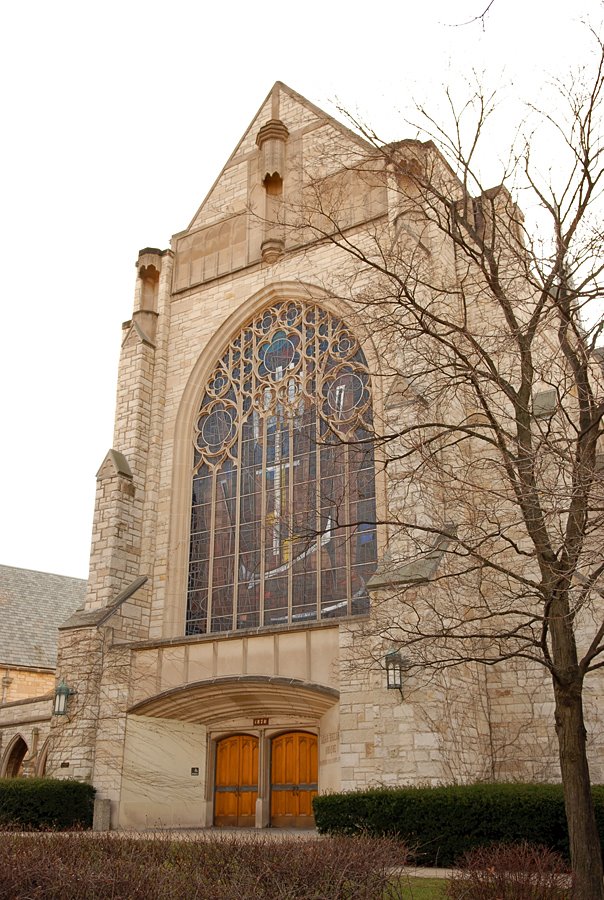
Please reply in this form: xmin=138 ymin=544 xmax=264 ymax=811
xmin=446 ymin=841 xmax=570 ymax=899
xmin=0 ymin=777 xmax=94 ymax=830
xmin=313 ymin=783 xmax=604 ymax=866
xmin=0 ymin=832 xmax=410 ymax=899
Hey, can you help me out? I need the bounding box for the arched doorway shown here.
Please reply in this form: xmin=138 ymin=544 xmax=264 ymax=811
xmin=271 ymin=731 xmax=318 ymax=828
xmin=214 ymin=734 xmax=258 ymax=827
xmin=2 ymin=735 xmax=28 ymax=778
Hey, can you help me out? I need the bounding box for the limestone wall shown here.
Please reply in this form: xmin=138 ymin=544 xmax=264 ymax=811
xmin=119 ymin=715 xmax=207 ymax=828
xmin=0 ymin=666 xmax=54 ymax=705
xmin=46 ymin=626 xmax=106 ymax=782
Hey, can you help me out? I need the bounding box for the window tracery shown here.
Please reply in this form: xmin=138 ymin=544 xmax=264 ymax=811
xmin=187 ymin=300 xmax=377 ymax=634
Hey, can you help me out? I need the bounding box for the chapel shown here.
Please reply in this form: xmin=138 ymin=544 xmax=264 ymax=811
xmin=8 ymin=82 xmax=600 ymax=830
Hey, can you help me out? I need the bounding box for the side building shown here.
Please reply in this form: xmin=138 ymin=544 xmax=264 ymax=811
xmin=0 ymin=565 xmax=86 ymax=777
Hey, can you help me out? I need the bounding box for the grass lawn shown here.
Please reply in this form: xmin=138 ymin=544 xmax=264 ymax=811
xmin=392 ymin=876 xmax=447 ymax=899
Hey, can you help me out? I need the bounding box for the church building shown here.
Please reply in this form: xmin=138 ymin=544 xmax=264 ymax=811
xmin=28 ymin=83 xmax=603 ymax=829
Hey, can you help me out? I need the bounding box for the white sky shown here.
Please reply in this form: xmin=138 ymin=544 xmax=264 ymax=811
xmin=0 ymin=0 xmax=600 ymax=579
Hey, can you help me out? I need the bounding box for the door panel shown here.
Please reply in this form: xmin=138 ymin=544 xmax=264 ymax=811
xmin=271 ymin=732 xmax=318 ymax=828
xmin=215 ymin=734 xmax=258 ymax=826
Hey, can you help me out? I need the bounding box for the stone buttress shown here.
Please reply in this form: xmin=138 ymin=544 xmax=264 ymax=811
xmin=46 ymin=251 xmax=173 ymax=812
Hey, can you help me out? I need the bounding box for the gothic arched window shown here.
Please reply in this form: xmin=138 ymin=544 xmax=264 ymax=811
xmin=186 ymin=301 xmax=377 ymax=634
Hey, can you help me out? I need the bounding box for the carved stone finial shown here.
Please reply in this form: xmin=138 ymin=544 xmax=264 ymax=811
xmin=256 ymin=119 xmax=289 ymax=146
xmin=256 ymin=119 xmax=289 ymax=184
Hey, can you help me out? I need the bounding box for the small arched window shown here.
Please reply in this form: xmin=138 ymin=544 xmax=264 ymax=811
xmin=186 ymin=301 xmax=377 ymax=634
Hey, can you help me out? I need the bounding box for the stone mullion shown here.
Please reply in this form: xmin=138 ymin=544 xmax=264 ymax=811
xmin=344 ymin=442 xmax=352 ymax=615
xmin=207 ymin=469 xmax=217 ymax=633
xmin=259 ymin=416 xmax=268 ymax=627
xmin=315 ymin=323 xmax=322 ymax=620
xmin=232 ymin=394 xmax=243 ymax=631
xmin=287 ymin=415 xmax=294 ymax=623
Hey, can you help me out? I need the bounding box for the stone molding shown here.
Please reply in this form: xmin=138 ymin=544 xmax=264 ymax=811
xmin=128 ymin=674 xmax=340 ymax=723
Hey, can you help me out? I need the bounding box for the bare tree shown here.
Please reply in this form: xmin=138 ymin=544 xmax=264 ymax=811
xmin=288 ymin=35 xmax=604 ymax=900
xmin=445 ymin=0 xmax=497 ymax=29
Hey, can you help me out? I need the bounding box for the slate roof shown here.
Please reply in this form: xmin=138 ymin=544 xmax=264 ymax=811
xmin=0 ymin=565 xmax=87 ymax=670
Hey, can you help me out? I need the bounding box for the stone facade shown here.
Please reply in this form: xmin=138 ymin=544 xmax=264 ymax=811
xmin=12 ymin=82 xmax=601 ymax=829
xmin=1 ymin=668 xmax=54 ymax=706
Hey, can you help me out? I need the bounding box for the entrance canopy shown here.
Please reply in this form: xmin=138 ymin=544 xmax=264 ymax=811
xmin=128 ymin=675 xmax=339 ymax=724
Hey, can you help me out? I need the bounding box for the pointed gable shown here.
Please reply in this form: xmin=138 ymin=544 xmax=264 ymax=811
xmin=188 ymin=83 xmax=327 ymax=232
xmin=172 ymin=82 xmax=388 ymax=294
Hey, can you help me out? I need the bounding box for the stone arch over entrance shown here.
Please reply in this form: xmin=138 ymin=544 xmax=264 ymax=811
xmin=128 ymin=675 xmax=339 ymax=723
xmin=126 ymin=675 xmax=338 ymax=829
xmin=1 ymin=734 xmax=28 ymax=778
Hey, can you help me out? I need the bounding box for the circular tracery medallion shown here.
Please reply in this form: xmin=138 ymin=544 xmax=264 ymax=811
xmin=327 ymin=372 xmax=366 ymax=417
xmin=196 ymin=403 xmax=237 ymax=456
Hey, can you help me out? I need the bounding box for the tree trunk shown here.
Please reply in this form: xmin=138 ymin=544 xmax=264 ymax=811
xmin=554 ymin=678 xmax=604 ymax=900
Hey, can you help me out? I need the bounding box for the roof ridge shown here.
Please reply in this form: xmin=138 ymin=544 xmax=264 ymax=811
xmin=0 ymin=563 xmax=86 ymax=582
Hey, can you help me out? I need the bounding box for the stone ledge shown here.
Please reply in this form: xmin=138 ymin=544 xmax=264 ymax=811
xmin=368 ymin=529 xmax=456 ymax=590
xmin=117 ymin=612 xmax=368 ymax=652
xmin=60 ymin=576 xmax=148 ymax=631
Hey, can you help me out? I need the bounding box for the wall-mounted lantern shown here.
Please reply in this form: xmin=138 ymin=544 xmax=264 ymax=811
xmin=385 ymin=649 xmax=406 ymax=694
xmin=53 ymin=680 xmax=75 ymax=716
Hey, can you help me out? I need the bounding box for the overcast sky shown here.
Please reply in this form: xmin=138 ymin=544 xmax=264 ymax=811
xmin=0 ymin=0 xmax=601 ymax=579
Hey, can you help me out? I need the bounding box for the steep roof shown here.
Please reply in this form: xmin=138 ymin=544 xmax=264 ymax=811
xmin=0 ymin=565 xmax=86 ymax=670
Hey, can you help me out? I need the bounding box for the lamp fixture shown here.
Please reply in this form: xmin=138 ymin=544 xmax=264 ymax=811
xmin=385 ymin=649 xmax=406 ymax=694
xmin=53 ymin=679 xmax=75 ymax=716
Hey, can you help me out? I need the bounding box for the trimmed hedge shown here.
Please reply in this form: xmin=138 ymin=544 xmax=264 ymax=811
xmin=0 ymin=833 xmax=409 ymax=899
xmin=313 ymin=783 xmax=604 ymax=867
xmin=0 ymin=778 xmax=95 ymax=830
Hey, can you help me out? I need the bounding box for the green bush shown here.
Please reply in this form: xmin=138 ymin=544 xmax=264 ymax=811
xmin=0 ymin=778 xmax=95 ymax=830
xmin=313 ymin=783 xmax=604 ymax=867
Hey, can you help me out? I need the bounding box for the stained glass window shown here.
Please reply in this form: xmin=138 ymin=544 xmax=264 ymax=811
xmin=186 ymin=301 xmax=377 ymax=634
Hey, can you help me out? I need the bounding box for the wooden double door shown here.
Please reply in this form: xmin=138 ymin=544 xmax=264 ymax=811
xmin=214 ymin=731 xmax=318 ymax=828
